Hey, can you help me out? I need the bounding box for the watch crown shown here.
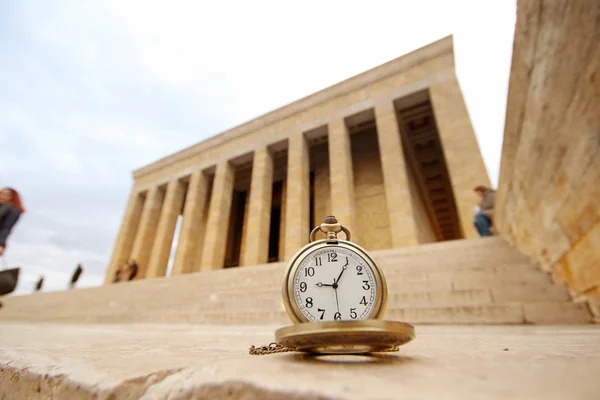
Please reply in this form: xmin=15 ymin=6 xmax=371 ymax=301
xmin=324 ymin=215 xmax=338 ymax=224
xmin=309 ymin=215 xmax=352 ymax=242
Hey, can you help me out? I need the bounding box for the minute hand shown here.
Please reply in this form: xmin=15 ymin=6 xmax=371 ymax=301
xmin=334 ymin=265 xmax=348 ymax=284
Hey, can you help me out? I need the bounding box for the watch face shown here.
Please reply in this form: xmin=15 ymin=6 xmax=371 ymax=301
xmin=292 ymin=245 xmax=378 ymax=322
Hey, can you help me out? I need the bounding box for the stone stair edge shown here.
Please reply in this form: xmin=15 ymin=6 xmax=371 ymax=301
xmin=0 ymin=305 xmax=592 ymax=325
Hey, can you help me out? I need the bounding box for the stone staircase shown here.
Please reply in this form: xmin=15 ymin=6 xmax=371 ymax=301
xmin=0 ymin=236 xmax=593 ymax=325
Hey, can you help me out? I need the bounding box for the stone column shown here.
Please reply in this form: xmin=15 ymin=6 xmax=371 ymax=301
xmin=284 ymin=134 xmax=310 ymax=259
xmin=238 ymin=191 xmax=251 ymax=265
xmin=146 ymin=179 xmax=185 ymax=278
xmin=104 ymin=187 xmax=145 ymax=284
xmin=278 ymin=179 xmax=287 ymax=261
xmin=375 ymin=101 xmax=419 ymax=247
xmin=429 ymin=77 xmax=492 ymax=238
xmin=172 ymin=171 xmax=210 ymax=275
xmin=200 ymin=160 xmax=235 ymax=270
xmin=328 ymin=119 xmax=357 ymax=242
xmin=241 ymin=147 xmax=274 ymax=266
xmin=129 ymin=186 xmax=165 ymax=279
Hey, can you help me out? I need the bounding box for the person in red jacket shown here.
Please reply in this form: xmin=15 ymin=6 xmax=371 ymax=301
xmin=0 ymin=187 xmax=25 ymax=256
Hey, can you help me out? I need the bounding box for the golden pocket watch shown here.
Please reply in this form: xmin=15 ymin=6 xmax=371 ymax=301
xmin=250 ymin=216 xmax=415 ymax=356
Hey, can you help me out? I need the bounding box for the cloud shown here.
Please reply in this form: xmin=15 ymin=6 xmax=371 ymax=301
xmin=1 ymin=0 xmax=516 ymax=295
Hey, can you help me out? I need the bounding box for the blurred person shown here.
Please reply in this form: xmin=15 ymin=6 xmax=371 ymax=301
xmin=113 ymin=265 xmax=122 ymax=283
xmin=0 ymin=187 xmax=25 ymax=256
xmin=473 ymin=185 xmax=495 ymax=237
xmin=69 ymin=263 xmax=84 ymax=289
xmin=34 ymin=275 xmax=44 ymax=293
xmin=127 ymin=259 xmax=138 ymax=281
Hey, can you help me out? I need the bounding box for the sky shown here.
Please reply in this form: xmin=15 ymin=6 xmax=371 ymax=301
xmin=0 ymin=0 xmax=517 ymax=295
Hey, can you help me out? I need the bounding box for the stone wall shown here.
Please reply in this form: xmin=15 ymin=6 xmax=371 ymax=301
xmin=405 ymin=150 xmax=438 ymax=244
xmin=496 ymin=0 xmax=600 ymax=316
xmin=351 ymin=128 xmax=392 ymax=251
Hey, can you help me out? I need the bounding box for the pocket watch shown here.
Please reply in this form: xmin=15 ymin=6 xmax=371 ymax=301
xmin=249 ymin=216 xmax=415 ymax=356
xmin=282 ymin=215 xmax=387 ymax=323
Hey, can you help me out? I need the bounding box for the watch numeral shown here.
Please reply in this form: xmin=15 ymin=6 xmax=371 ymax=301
xmin=306 ymin=297 xmax=313 ymax=308
xmin=359 ymin=296 xmax=367 ymax=306
xmin=362 ymin=280 xmax=370 ymax=290
xmin=327 ymin=252 xmax=338 ymax=262
xmin=305 ymin=267 xmax=315 ymax=277
xmin=318 ymin=308 xmax=325 ymax=320
xmin=315 ymin=257 xmax=322 ymax=266
xmin=300 ymin=282 xmax=307 ymax=292
xmin=334 ymin=312 xmax=341 ymax=321
xmin=356 ymin=265 xmax=363 ymax=275
xmin=350 ymin=308 xmax=357 ymax=319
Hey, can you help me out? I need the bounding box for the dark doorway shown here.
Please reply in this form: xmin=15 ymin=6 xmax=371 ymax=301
xmin=268 ymin=181 xmax=283 ymax=262
xmin=224 ymin=190 xmax=247 ymax=268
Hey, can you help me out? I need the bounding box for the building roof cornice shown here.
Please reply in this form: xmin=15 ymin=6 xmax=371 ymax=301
xmin=133 ymin=35 xmax=454 ymax=179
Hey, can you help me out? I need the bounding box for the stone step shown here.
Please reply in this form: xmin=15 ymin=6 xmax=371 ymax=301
xmin=158 ymin=237 xmax=532 ymax=281
xmin=0 ymin=288 xmax=584 ymax=325
xmin=175 ymin=257 xmax=536 ymax=281
xmin=13 ymin=302 xmax=585 ymax=325
xmin=389 ymin=302 xmax=593 ymax=325
xmin=107 ymin=272 xmax=558 ymax=298
xmin=0 ymin=272 xmax=569 ymax=314
xmin=522 ymin=301 xmax=594 ymax=324
xmin=3 ymin=283 xmax=570 ymax=317
xmin=0 ymin=237 xmax=592 ymax=325
xmin=380 ymin=262 xmax=541 ymax=274
xmin=373 ymin=235 xmax=521 ymax=254
xmin=124 ymin=263 xmax=550 ymax=293
xmin=376 ymin=248 xmax=533 ymax=263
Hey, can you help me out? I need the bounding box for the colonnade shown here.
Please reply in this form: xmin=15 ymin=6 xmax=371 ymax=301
xmin=105 ymin=81 xmax=490 ymax=283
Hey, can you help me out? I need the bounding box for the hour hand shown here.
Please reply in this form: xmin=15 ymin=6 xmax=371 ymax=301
xmin=316 ymin=282 xmax=334 ymax=287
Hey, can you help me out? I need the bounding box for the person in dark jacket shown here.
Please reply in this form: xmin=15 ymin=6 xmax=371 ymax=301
xmin=69 ymin=263 xmax=84 ymax=289
xmin=34 ymin=275 xmax=44 ymax=292
xmin=0 ymin=187 xmax=25 ymax=256
xmin=473 ymin=185 xmax=495 ymax=237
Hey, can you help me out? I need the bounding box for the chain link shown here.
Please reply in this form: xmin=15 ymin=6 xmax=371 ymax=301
xmin=249 ymin=342 xmax=296 ymax=355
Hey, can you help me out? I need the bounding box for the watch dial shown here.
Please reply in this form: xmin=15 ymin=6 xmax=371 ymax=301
xmin=293 ymin=246 xmax=377 ymax=322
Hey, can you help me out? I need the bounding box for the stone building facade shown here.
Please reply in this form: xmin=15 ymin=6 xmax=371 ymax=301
xmin=495 ymin=0 xmax=600 ymax=316
xmin=104 ymin=36 xmax=490 ymax=283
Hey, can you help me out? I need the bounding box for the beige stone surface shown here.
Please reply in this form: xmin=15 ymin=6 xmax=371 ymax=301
xmin=374 ymin=101 xmax=418 ymax=248
xmin=105 ymin=187 xmax=145 ymax=283
xmin=564 ymin=222 xmax=600 ymax=295
xmin=496 ymin=0 xmax=600 ymax=312
xmin=312 ymin=145 xmax=331 ymax=231
xmin=201 ymin=161 xmax=235 ymax=271
xmin=278 ymin=179 xmax=287 ymax=261
xmin=172 ymin=170 xmax=211 ymax=275
xmin=350 ymin=126 xmax=392 ymax=251
xmin=1 ymin=323 xmax=600 ymax=399
xmin=241 ymin=147 xmax=274 ymax=266
xmin=147 ymin=179 xmax=186 ymax=278
xmin=404 ymin=151 xmax=438 ymax=244
xmin=284 ymin=134 xmax=310 ymax=260
xmin=328 ymin=118 xmax=357 ymax=243
xmin=130 ymin=186 xmax=165 ymax=279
